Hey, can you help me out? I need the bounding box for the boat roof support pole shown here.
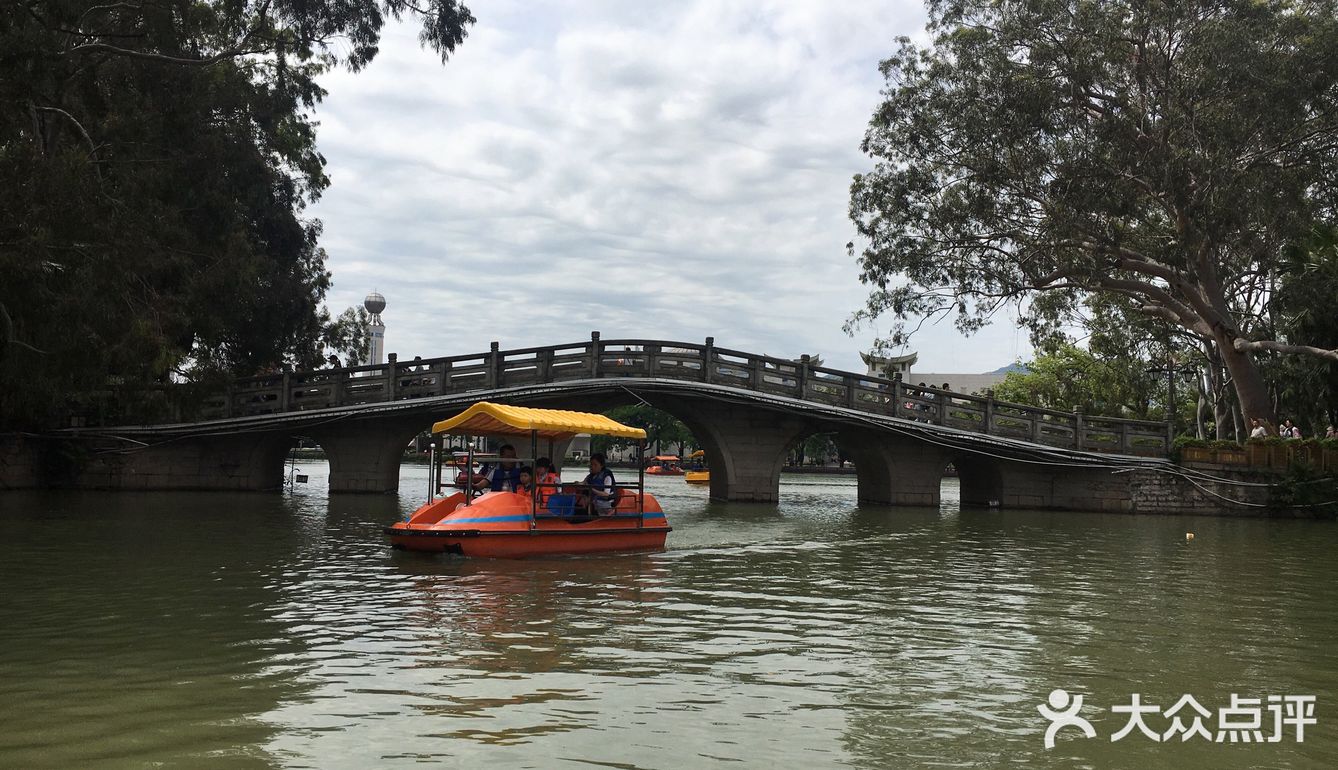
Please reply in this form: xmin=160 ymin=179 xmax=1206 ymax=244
xmin=427 ymin=435 xmax=436 ymax=505
xmin=530 ymin=429 xmax=539 ymax=526
xmin=465 ymin=433 xmax=474 ymax=506
xmin=637 ymin=438 xmax=645 ymax=525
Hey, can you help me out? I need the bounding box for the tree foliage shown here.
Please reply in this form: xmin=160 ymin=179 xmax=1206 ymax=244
xmin=1267 ymin=226 xmax=1338 ymax=432
xmin=0 ymin=1 xmax=473 ymax=426
xmin=322 ymin=306 xmax=373 ymax=367
xmin=992 ymin=341 xmax=1192 ymax=422
xmin=790 ymin=433 xmax=840 ymax=467
xmin=594 ymin=405 xmax=696 ymax=457
xmin=849 ymin=0 xmax=1338 ymax=429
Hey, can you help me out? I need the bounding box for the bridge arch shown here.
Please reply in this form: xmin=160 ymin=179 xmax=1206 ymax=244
xmin=836 ymin=430 xmax=950 ymax=507
xmin=951 ymin=453 xmax=1005 ymax=508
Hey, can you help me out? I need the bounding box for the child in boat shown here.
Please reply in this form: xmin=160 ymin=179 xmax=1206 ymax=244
xmin=516 ymin=466 xmax=534 ymax=497
xmin=534 ymin=458 xmax=560 ymax=506
xmin=577 ymin=453 xmax=618 ymax=515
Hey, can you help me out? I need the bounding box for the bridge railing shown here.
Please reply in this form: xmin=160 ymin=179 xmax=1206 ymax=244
xmin=206 ymin=333 xmax=1169 ymax=457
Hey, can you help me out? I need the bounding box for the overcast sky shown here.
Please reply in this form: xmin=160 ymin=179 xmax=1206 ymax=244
xmin=309 ymin=0 xmax=1032 ymax=374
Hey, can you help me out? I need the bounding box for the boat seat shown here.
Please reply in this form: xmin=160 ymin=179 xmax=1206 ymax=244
xmin=546 ymin=493 xmax=578 ymax=517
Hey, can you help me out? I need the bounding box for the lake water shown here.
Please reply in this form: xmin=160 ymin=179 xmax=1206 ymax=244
xmin=1 ymin=463 xmax=1335 ymax=768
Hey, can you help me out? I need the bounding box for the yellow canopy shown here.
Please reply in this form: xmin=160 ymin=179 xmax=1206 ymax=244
xmin=431 ymin=402 xmax=648 ymax=440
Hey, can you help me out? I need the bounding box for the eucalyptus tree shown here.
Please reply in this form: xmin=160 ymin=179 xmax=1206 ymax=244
xmin=849 ymin=0 xmax=1338 ymax=430
xmin=0 ymin=1 xmax=473 ymax=425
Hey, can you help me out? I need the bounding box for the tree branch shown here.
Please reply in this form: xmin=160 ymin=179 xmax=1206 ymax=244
xmin=1233 ymin=338 xmax=1338 ymax=362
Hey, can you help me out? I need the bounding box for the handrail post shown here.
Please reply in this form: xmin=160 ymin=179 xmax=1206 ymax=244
xmin=224 ymin=383 xmax=234 ymax=418
xmin=845 ymin=375 xmax=856 ymax=408
xmin=891 ymin=374 xmax=903 ymax=418
xmin=750 ymin=356 xmax=764 ymax=391
xmin=1074 ymin=408 xmax=1085 ymax=450
xmin=1031 ymin=409 xmax=1043 ymax=443
xmin=437 ymin=361 xmax=451 ymax=395
xmin=386 ymin=353 xmax=398 ymax=401
xmin=538 ymin=349 xmax=552 ymax=382
xmin=702 ymin=336 xmax=714 ymax=384
xmin=934 ymin=388 xmax=946 ymax=425
xmin=279 ymin=372 xmax=291 ymax=411
xmin=1120 ymin=421 xmax=1131 ymax=454
xmin=799 ymin=354 xmax=811 ymax=399
xmin=645 ymin=344 xmax=659 ymax=376
xmin=487 ymin=342 xmax=499 ymax=388
xmin=983 ymin=389 xmax=995 ymax=435
xmin=590 ymin=331 xmax=602 ymax=378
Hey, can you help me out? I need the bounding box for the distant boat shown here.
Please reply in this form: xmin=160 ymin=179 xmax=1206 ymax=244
xmin=645 ymin=455 xmax=685 ymax=475
xmin=684 ymin=449 xmax=710 ymax=485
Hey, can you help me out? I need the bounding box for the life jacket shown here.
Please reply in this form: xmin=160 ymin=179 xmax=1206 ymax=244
xmin=483 ymin=463 xmax=521 ymax=492
xmin=585 ymin=468 xmax=617 ymax=508
xmin=536 ymin=471 xmax=561 ymax=504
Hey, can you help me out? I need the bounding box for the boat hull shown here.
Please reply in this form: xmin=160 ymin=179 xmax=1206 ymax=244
xmin=387 ymin=525 xmax=670 ymax=558
xmin=386 ymin=489 xmax=671 ymax=558
xmin=684 ymin=470 xmax=710 ymax=484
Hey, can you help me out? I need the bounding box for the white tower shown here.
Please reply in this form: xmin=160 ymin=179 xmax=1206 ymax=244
xmin=364 ymin=291 xmax=387 ymax=365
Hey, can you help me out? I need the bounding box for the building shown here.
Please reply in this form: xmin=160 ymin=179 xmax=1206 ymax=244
xmin=861 ymin=351 xmax=918 ymax=379
xmin=364 ymin=292 xmax=386 ymax=365
xmin=862 ymin=349 xmax=1011 ymax=395
xmin=906 ymin=370 xmax=1008 ymax=395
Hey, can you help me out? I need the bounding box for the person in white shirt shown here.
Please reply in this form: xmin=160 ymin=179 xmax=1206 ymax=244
xmin=1249 ymin=418 xmax=1267 ymax=439
xmin=1279 ymin=419 xmax=1302 ymax=439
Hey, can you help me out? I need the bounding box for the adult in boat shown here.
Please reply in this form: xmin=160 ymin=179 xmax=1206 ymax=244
xmin=577 ymin=453 xmax=618 ymax=515
xmin=474 ymin=444 xmax=521 ymax=492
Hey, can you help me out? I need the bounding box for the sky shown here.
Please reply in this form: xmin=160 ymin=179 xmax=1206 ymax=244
xmin=309 ymin=0 xmax=1033 ymax=374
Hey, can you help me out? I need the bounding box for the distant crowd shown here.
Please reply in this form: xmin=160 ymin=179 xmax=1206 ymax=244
xmin=1250 ymin=418 xmax=1338 ymax=439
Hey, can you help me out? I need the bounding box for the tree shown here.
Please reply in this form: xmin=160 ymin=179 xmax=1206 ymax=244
xmin=790 ymin=433 xmax=838 ymax=467
xmin=594 ymin=406 xmax=696 ymax=458
xmin=849 ymin=0 xmax=1338 ymax=432
xmin=1267 ymin=226 xmax=1338 ymax=433
xmin=322 ymin=307 xmax=373 ymax=367
xmin=992 ymin=341 xmax=1193 ymax=423
xmin=0 ymin=1 xmax=474 ymax=426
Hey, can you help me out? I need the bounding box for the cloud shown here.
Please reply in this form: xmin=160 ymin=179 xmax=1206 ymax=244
xmin=308 ymin=0 xmax=1031 ymax=374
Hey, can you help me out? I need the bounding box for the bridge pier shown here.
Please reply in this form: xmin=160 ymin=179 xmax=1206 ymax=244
xmin=309 ymin=419 xmax=421 ymax=494
xmin=839 ymin=432 xmax=949 ymax=506
xmin=659 ymin=398 xmax=812 ymax=503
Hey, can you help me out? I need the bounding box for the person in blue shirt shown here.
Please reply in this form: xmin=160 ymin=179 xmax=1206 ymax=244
xmin=473 ymin=444 xmax=521 ymax=493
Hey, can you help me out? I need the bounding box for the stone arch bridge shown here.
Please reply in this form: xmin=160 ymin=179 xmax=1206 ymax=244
xmin=71 ymin=334 xmax=1171 ymax=511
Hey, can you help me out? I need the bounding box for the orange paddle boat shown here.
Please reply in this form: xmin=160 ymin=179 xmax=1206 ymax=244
xmin=645 ymin=455 xmax=684 ymax=475
xmin=386 ymin=402 xmax=671 ymax=558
